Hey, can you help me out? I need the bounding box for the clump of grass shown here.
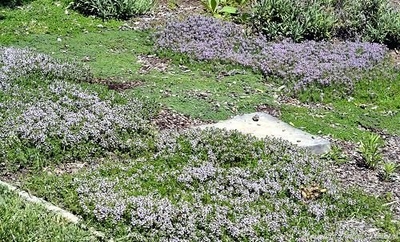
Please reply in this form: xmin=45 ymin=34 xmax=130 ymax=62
xmin=380 ymin=161 xmax=398 ymax=181
xmin=358 ymin=133 xmax=383 ymax=169
xmin=0 ymin=185 xmax=94 ymax=241
xmin=357 ymin=134 xmax=399 ymax=182
xmin=321 ymin=145 xmax=348 ymax=165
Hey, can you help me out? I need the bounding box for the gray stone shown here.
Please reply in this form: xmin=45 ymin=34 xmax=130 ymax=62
xmin=197 ymin=112 xmax=330 ymax=154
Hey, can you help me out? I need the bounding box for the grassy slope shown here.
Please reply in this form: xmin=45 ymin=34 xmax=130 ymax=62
xmin=2 ymin=0 xmax=398 ymax=139
xmin=11 ymin=29 xmax=400 ymax=134
xmin=0 ymin=185 xmax=95 ymax=241
xmin=282 ymin=75 xmax=400 ymax=141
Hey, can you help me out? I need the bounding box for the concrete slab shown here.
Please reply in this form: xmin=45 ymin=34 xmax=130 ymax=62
xmin=197 ymin=112 xmax=330 ymax=154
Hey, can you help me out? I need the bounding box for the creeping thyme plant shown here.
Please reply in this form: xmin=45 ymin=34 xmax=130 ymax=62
xmin=72 ymin=129 xmax=390 ymax=241
xmin=0 ymin=47 xmax=155 ymax=168
xmin=156 ymin=16 xmax=388 ymax=95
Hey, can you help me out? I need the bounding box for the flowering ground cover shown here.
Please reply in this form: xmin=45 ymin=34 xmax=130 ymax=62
xmin=24 ymin=129 xmax=397 ymax=241
xmin=0 ymin=47 xmax=157 ymax=169
xmin=0 ymin=0 xmax=399 ymax=241
xmin=156 ymin=16 xmax=388 ymax=93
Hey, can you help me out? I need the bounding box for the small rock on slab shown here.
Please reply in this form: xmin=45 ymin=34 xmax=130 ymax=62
xmin=197 ymin=112 xmax=330 ymax=154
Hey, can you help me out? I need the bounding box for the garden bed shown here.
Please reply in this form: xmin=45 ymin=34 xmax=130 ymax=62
xmin=0 ymin=0 xmax=399 ymax=240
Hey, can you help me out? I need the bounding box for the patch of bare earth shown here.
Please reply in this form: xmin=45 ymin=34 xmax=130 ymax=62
xmin=277 ymin=95 xmax=335 ymax=111
xmin=0 ymin=166 xmax=30 ymax=185
xmin=256 ymin=103 xmax=282 ymax=118
xmin=90 ymin=78 xmax=143 ymax=91
xmin=389 ymin=49 xmax=400 ymax=71
xmin=137 ymin=54 xmax=171 ymax=74
xmin=329 ymin=135 xmax=400 ymax=219
xmin=43 ymin=162 xmax=87 ymax=176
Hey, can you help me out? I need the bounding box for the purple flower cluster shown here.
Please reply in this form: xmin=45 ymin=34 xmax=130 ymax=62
xmin=0 ymin=80 xmax=152 ymax=161
xmin=155 ymin=16 xmax=388 ymax=91
xmin=0 ymin=47 xmax=92 ymax=91
xmin=156 ymin=16 xmax=255 ymax=65
xmin=75 ymin=128 xmax=385 ymax=241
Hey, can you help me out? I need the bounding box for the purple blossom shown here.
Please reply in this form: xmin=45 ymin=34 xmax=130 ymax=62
xmin=0 ymin=79 xmax=153 ymax=163
xmin=74 ymin=129 xmax=386 ymax=241
xmin=155 ymin=16 xmax=388 ymax=92
xmin=0 ymin=47 xmax=92 ymax=91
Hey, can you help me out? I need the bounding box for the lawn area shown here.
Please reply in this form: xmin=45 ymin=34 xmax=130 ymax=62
xmin=0 ymin=185 xmax=94 ymax=241
xmin=1 ymin=0 xmax=399 ymax=241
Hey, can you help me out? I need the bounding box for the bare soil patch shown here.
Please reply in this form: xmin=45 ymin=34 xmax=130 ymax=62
xmin=137 ymin=54 xmax=171 ymax=74
xmin=91 ymin=78 xmax=143 ymax=91
xmin=330 ymin=137 xmax=400 ymax=218
xmin=256 ymin=103 xmax=282 ymax=118
xmin=123 ymin=0 xmax=204 ymax=30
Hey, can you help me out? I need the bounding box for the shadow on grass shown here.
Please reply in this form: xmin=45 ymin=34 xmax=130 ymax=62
xmin=0 ymin=0 xmax=35 ymax=8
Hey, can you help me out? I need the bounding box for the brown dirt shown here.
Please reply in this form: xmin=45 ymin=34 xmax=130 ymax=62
xmin=122 ymin=0 xmax=204 ymax=31
xmin=90 ymin=78 xmax=143 ymax=91
xmin=43 ymin=162 xmax=87 ymax=176
xmin=137 ymin=54 xmax=171 ymax=74
xmin=389 ymin=49 xmax=400 ymax=71
xmin=329 ymin=137 xmax=400 ymax=219
xmin=256 ymin=103 xmax=281 ymax=118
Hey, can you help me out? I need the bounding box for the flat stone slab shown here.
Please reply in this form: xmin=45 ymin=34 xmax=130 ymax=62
xmin=197 ymin=112 xmax=330 ymax=154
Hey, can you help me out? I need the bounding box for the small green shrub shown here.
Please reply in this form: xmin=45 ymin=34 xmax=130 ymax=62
xmin=321 ymin=145 xmax=348 ymax=165
xmin=71 ymin=0 xmax=155 ymax=20
xmin=334 ymin=0 xmax=400 ymax=48
xmin=251 ymin=0 xmax=336 ymax=41
xmin=250 ymin=0 xmax=400 ymax=47
xmin=201 ymin=0 xmax=253 ymax=19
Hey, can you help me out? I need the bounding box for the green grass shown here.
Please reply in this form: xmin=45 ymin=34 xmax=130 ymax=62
xmin=12 ymin=31 xmax=154 ymax=78
xmin=0 ymin=0 xmax=121 ymax=44
xmin=281 ymin=72 xmax=400 ymax=141
xmin=0 ymin=185 xmax=95 ymax=241
xmin=128 ymin=63 xmax=273 ymax=120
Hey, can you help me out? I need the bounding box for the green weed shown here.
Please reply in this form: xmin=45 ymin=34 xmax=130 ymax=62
xmin=380 ymin=161 xmax=399 ymax=181
xmin=358 ymin=133 xmax=383 ymax=169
